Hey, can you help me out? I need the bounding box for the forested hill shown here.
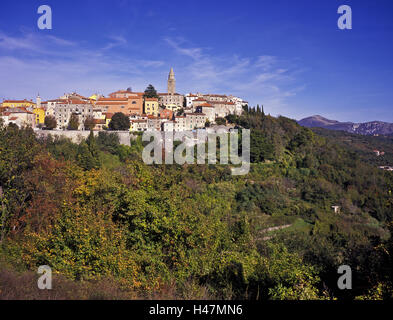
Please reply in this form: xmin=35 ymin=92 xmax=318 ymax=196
xmin=0 ymin=110 xmax=392 ymax=300
xmin=311 ymin=127 xmax=393 ymax=167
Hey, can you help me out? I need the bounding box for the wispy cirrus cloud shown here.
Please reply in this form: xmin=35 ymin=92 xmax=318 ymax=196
xmin=164 ymin=38 xmax=204 ymax=60
xmin=0 ymin=30 xmax=166 ymax=100
xmin=102 ymin=35 xmax=127 ymax=50
xmin=0 ymin=30 xmax=305 ymax=116
xmin=0 ymin=31 xmax=41 ymax=51
xmin=255 ymin=55 xmax=277 ymax=70
xmin=164 ymin=37 xmax=304 ymax=111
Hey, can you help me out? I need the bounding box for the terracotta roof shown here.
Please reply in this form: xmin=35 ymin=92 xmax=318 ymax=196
xmin=193 ymin=98 xmax=207 ymax=102
xmin=74 ymin=94 xmax=88 ymax=100
xmin=47 ymin=99 xmax=66 ymax=103
xmin=9 ymin=117 xmax=18 ymax=121
xmin=110 ymin=90 xmax=130 ymax=94
xmin=96 ymin=102 xmax=128 ymax=106
xmin=103 ymin=113 xmax=114 ymax=119
xmin=211 ymin=101 xmax=235 ymax=105
xmin=145 ymin=98 xmax=158 ymax=101
xmin=93 ymin=119 xmax=106 ymax=124
xmin=58 ymin=99 xmax=92 ymax=105
xmin=8 ymin=108 xmax=34 ymax=114
xmin=205 ymin=94 xmax=227 ymax=97
xmin=109 ymin=91 xmax=144 ymax=97
xmin=3 ymin=99 xmax=35 ymax=104
xmin=98 ymin=97 xmax=128 ymax=102
xmin=199 ymin=103 xmax=213 ymax=107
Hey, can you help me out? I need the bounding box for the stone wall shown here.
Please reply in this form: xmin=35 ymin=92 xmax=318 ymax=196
xmin=35 ymin=129 xmax=136 ymax=146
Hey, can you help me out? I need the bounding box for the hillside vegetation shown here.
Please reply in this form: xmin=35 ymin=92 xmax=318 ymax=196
xmin=0 ymin=110 xmax=392 ymax=300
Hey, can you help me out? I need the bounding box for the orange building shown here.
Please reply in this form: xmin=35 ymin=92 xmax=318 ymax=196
xmin=95 ymin=96 xmax=143 ymax=116
xmin=109 ymin=90 xmax=144 ymax=99
xmin=159 ymin=108 xmax=173 ymax=120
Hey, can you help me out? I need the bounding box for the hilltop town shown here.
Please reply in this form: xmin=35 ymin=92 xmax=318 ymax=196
xmin=0 ymin=68 xmax=247 ymax=132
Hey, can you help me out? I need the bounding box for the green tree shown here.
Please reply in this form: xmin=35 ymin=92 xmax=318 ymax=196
xmin=68 ymin=113 xmax=79 ymax=130
xmin=84 ymin=116 xmax=95 ymax=131
xmin=215 ymin=117 xmax=226 ymax=125
xmin=44 ymin=115 xmax=57 ymax=130
xmin=86 ymin=131 xmax=99 ymax=159
xmin=96 ymin=131 xmax=120 ymax=154
xmin=250 ymin=130 xmax=274 ymax=162
xmin=143 ymin=84 xmax=158 ymax=99
xmin=109 ymin=112 xmax=130 ymax=131
xmin=76 ymin=131 xmax=100 ymax=170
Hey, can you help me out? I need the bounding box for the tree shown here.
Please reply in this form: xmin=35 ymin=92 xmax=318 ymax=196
xmin=68 ymin=113 xmax=79 ymax=130
xmin=44 ymin=115 xmax=57 ymax=130
xmin=86 ymin=130 xmax=99 ymax=159
xmin=250 ymin=130 xmax=274 ymax=162
xmin=77 ymin=131 xmax=100 ymax=170
xmin=84 ymin=116 xmax=95 ymax=131
xmin=215 ymin=117 xmax=226 ymax=125
xmin=143 ymin=84 xmax=158 ymax=99
xmin=96 ymin=131 xmax=120 ymax=154
xmin=225 ymin=114 xmax=237 ymax=124
xmin=108 ymin=112 xmax=130 ymax=131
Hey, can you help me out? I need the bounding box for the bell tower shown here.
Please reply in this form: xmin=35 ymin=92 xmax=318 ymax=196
xmin=36 ymin=93 xmax=41 ymax=108
xmin=167 ymin=67 xmax=175 ymax=95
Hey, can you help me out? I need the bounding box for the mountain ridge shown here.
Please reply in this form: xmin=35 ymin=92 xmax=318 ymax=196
xmin=298 ymin=115 xmax=393 ymax=136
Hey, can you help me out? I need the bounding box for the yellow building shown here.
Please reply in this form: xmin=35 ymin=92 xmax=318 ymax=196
xmin=165 ymin=104 xmax=181 ymax=113
xmin=104 ymin=113 xmax=113 ymax=127
xmin=89 ymin=94 xmax=98 ymax=101
xmin=144 ymin=98 xmax=159 ymax=116
xmin=33 ymin=108 xmax=45 ymax=125
xmin=3 ymin=99 xmax=36 ymax=108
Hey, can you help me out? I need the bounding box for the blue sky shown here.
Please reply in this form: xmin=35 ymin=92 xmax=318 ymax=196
xmin=0 ymin=0 xmax=392 ymax=122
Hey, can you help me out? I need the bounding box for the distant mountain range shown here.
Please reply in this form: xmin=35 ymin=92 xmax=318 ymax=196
xmin=298 ymin=115 xmax=393 ymax=136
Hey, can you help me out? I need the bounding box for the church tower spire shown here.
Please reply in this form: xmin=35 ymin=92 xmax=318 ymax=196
xmin=167 ymin=67 xmax=175 ymax=95
xmin=36 ymin=93 xmax=41 ymax=108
